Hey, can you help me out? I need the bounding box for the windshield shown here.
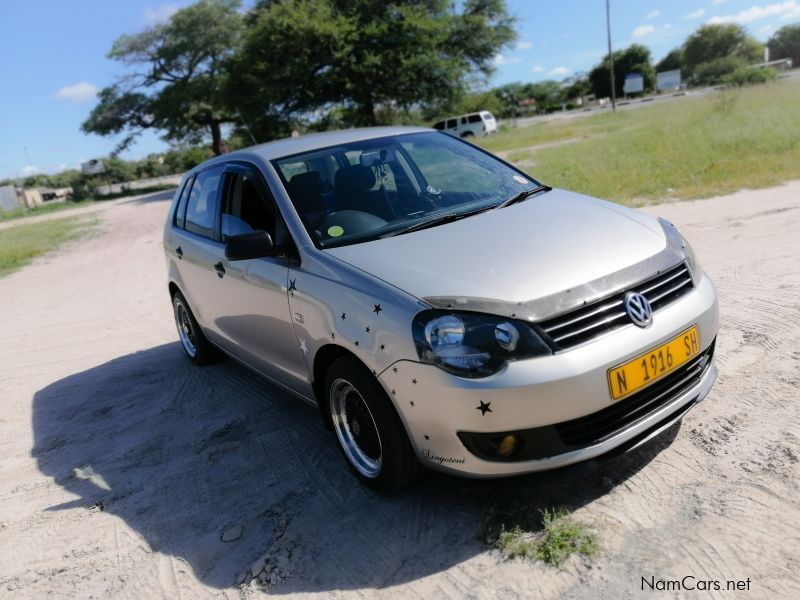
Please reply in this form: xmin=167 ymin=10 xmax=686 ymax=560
xmin=272 ymin=131 xmax=540 ymax=248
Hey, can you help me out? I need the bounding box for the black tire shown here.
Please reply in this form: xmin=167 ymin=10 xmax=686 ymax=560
xmin=325 ymin=356 xmax=424 ymax=492
xmin=172 ymin=291 xmax=216 ymax=366
xmin=461 ymin=131 xmax=475 ymax=139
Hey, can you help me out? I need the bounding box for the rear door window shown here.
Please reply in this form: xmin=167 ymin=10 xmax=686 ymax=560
xmin=185 ymin=166 xmax=224 ymax=238
xmin=446 ymin=119 xmax=457 ymax=129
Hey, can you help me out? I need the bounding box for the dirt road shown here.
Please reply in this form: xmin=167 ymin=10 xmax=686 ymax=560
xmin=1 ymin=183 xmax=798 ymax=598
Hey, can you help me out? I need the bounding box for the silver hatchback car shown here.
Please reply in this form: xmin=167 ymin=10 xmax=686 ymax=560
xmin=164 ymin=126 xmax=718 ymax=491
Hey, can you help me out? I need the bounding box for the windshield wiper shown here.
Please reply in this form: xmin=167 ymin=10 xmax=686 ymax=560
xmin=493 ymin=185 xmax=551 ymax=211
xmin=380 ymin=205 xmax=492 ymax=238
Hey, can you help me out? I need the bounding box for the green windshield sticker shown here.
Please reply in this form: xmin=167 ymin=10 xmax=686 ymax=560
xmin=327 ymin=225 xmax=344 ymax=237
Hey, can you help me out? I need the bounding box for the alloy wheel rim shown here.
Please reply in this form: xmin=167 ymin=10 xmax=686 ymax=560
xmin=174 ymin=300 xmax=198 ymax=358
xmin=330 ymin=378 xmax=382 ymax=478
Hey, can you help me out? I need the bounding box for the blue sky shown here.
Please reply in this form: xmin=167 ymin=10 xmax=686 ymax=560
xmin=1 ymin=0 xmax=798 ymax=180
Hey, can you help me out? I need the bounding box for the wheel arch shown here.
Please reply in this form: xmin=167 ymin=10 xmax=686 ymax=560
xmin=312 ymin=344 xmax=376 ymax=428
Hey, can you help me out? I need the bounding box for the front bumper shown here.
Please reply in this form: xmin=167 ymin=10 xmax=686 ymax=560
xmin=378 ymin=272 xmax=719 ymax=477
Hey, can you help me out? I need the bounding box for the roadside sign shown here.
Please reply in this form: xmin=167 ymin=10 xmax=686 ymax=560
xmin=656 ymin=69 xmax=681 ymax=92
xmin=81 ymin=159 xmax=106 ymax=176
xmin=623 ymin=74 xmax=644 ymax=95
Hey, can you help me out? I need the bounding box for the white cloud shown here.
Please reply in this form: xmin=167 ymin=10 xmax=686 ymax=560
xmin=633 ymin=24 xmax=656 ymax=38
xmin=144 ymin=4 xmax=178 ymax=25
xmin=646 ymin=10 xmax=660 ymax=19
xmin=780 ymin=4 xmax=800 ymax=18
xmin=549 ymin=66 xmax=570 ymax=76
xmin=493 ymin=53 xmax=521 ymax=66
xmin=54 ymin=82 xmax=98 ymax=103
xmin=531 ymin=65 xmax=545 ymax=73
xmin=684 ymin=9 xmax=706 ymax=19
xmin=516 ymin=41 xmax=533 ymax=51
xmin=20 ymin=165 xmax=41 ymax=177
xmin=708 ymin=1 xmax=799 ymax=24
xmin=712 ymin=0 xmax=728 ymax=5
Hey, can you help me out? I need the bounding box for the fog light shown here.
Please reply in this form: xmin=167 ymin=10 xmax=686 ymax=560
xmin=498 ymin=434 xmax=519 ymax=458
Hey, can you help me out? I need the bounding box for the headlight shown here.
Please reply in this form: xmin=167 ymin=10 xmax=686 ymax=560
xmin=659 ymin=218 xmax=702 ymax=285
xmin=680 ymin=233 xmax=701 ymax=284
xmin=413 ymin=310 xmax=552 ymax=377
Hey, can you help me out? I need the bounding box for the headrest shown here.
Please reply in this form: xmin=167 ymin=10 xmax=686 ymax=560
xmin=289 ymin=171 xmax=324 ymax=196
xmin=335 ymin=165 xmax=376 ymax=193
xmin=288 ymin=171 xmax=325 ymax=213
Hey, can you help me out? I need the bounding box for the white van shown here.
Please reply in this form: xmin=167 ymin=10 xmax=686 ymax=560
xmin=432 ymin=111 xmax=497 ymax=138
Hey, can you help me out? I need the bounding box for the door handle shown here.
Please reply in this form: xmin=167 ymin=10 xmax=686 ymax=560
xmin=175 ymin=246 xmax=183 ymax=259
xmin=213 ymin=261 xmax=226 ymax=278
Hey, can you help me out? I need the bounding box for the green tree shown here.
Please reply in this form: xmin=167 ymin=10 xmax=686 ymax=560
xmin=656 ymin=48 xmax=683 ymax=73
xmin=230 ymin=0 xmax=516 ymax=135
xmin=562 ymin=72 xmax=591 ymax=103
xmin=82 ymin=0 xmax=243 ymax=155
xmin=682 ymin=24 xmax=762 ymax=78
xmin=768 ymin=23 xmax=800 ymax=68
xmin=588 ymin=44 xmax=655 ymax=98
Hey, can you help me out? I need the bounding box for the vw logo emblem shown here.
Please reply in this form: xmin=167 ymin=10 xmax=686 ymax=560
xmin=624 ymin=292 xmax=653 ymax=328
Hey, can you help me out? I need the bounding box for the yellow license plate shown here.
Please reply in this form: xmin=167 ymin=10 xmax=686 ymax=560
xmin=608 ymin=326 xmax=700 ymax=401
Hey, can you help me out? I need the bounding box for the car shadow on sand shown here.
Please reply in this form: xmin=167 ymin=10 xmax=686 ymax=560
xmin=32 ymin=343 xmax=679 ymax=592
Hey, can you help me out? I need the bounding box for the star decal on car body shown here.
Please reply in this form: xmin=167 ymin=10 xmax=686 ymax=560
xmin=365 ymin=326 xmax=370 ymax=333
xmin=476 ymin=401 xmax=492 ymax=416
xmin=288 ymin=279 xmax=297 ymax=294
xmin=424 ymin=435 xmax=430 ymax=440
xmin=373 ymin=304 xmax=382 ymax=314
xmin=299 ymin=338 xmax=308 ymax=355
xmin=341 ymin=312 xmax=346 ymax=320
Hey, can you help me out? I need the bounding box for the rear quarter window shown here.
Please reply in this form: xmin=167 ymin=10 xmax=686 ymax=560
xmin=173 ymin=176 xmax=194 ymax=229
xmin=184 ymin=166 xmax=224 ymax=238
xmin=468 ymin=114 xmax=482 ymax=123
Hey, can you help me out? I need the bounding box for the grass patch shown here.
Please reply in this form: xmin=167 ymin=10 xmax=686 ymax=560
xmin=485 ymin=505 xmax=599 ymax=567
xmin=0 ymin=217 xmax=94 ymax=277
xmin=480 ymin=78 xmax=800 ymax=204
xmin=0 ymin=200 xmax=97 ymax=223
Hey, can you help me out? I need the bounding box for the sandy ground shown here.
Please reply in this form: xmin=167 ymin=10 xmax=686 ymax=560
xmin=1 ymin=182 xmax=798 ymax=599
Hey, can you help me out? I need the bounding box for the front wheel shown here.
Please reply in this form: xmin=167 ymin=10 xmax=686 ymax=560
xmin=325 ymin=356 xmax=423 ymax=492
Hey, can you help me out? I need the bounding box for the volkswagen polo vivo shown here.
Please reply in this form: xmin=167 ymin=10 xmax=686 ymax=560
xmin=164 ymin=126 xmax=718 ymax=491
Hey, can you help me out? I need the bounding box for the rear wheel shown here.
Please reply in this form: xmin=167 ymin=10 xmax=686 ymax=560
xmin=325 ymin=356 xmax=423 ymax=492
xmin=172 ymin=292 xmax=215 ymax=365
xmin=461 ymin=131 xmax=475 ymax=139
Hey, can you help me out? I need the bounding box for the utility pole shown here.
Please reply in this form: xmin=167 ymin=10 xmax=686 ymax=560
xmin=606 ymin=0 xmax=617 ymax=112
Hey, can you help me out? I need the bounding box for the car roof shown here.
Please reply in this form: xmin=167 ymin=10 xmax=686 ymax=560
xmin=195 ymin=126 xmax=432 ymax=171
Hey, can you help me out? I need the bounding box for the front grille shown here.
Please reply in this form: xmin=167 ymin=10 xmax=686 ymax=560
xmin=457 ymin=339 xmax=715 ymax=462
xmin=538 ymin=262 xmax=694 ymax=351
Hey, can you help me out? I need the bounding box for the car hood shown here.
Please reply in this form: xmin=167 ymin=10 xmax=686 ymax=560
xmin=325 ymin=189 xmax=667 ymax=306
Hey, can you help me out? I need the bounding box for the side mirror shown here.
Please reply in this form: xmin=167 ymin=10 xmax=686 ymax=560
xmin=225 ymin=231 xmax=276 ymax=260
